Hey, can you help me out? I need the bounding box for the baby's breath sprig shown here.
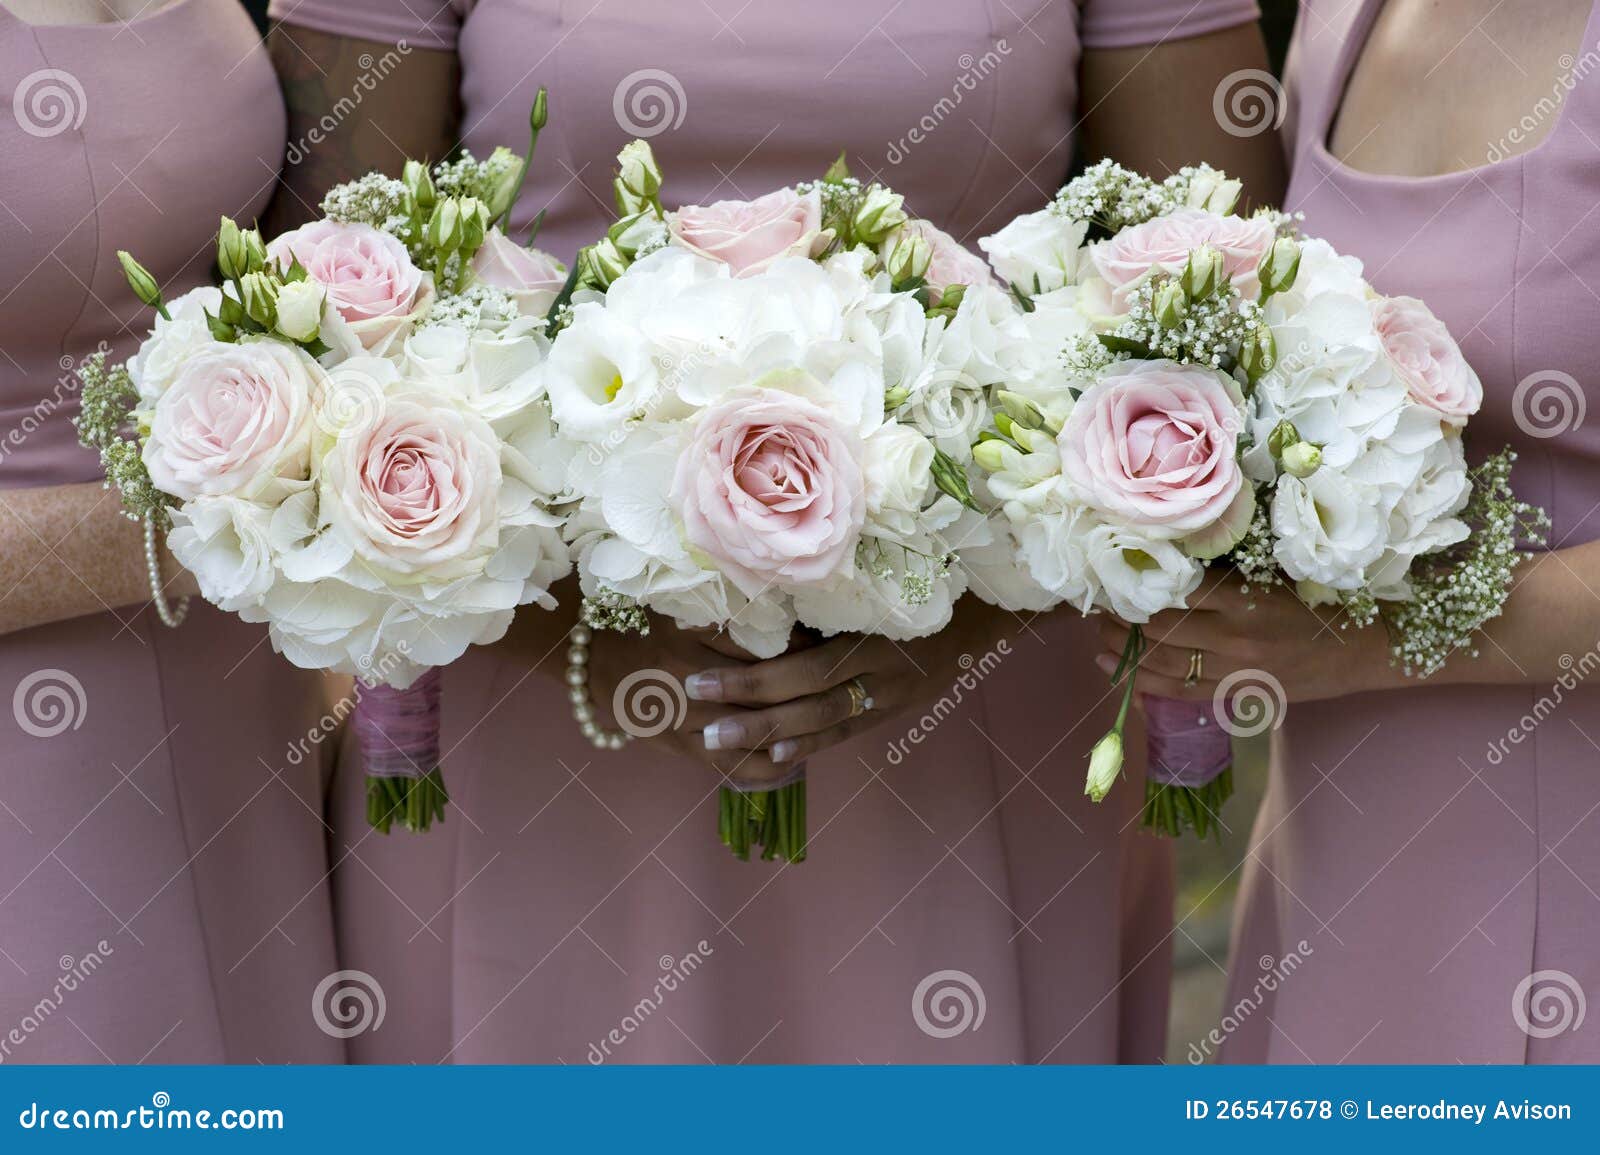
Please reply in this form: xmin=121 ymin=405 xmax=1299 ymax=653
xmin=1053 ymin=159 xmax=1169 ymax=234
xmin=71 ymin=351 xmax=171 ymax=527
xmin=1229 ymin=496 xmax=1283 ymax=593
xmin=1379 ymin=448 xmax=1549 ymax=676
xmin=579 ymin=589 xmax=652 ymax=634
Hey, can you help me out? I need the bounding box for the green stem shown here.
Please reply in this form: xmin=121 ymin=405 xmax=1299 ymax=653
xmin=366 ymin=769 xmax=449 ymax=834
xmin=1140 ymin=768 xmax=1233 ymax=841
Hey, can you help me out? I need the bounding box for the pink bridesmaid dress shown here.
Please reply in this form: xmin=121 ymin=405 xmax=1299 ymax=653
xmin=271 ymin=0 xmax=1257 ymax=1064
xmin=1221 ymin=0 xmax=1600 ymax=1063
xmin=0 ymin=0 xmax=345 ymax=1063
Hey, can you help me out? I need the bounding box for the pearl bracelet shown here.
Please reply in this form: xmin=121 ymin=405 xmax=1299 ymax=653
xmin=566 ymin=625 xmax=631 ymax=750
xmin=143 ymin=515 xmax=191 ymax=629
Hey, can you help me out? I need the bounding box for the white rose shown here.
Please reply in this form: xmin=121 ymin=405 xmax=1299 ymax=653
xmin=143 ymin=339 xmax=320 ymax=501
xmin=862 ymin=421 xmax=933 ymax=536
xmin=1271 ymin=467 xmax=1388 ymax=589
xmin=167 ymin=495 xmax=278 ymax=611
xmin=127 ymin=286 xmax=223 ymax=405
xmin=978 ymin=209 xmax=1088 ymax=295
xmin=274 ymin=280 xmax=326 ymax=343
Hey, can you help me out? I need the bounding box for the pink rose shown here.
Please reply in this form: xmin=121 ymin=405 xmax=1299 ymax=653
xmin=143 ymin=341 xmax=318 ymax=501
xmin=893 ymin=219 xmax=996 ymax=299
xmin=469 ymin=229 xmax=567 ymax=317
xmin=1060 ymin=359 xmax=1244 ymax=536
xmin=672 ymin=388 xmax=865 ymax=594
xmin=1372 ymin=295 xmax=1482 ymax=424
xmin=1089 ymin=208 xmax=1276 ymax=302
xmin=268 ymin=221 xmax=428 ymax=353
xmin=320 ymin=393 xmax=502 ymax=577
xmin=667 ymin=188 xmax=826 ymax=277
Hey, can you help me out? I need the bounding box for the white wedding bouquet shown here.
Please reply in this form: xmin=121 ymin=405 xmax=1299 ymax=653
xmin=546 ymin=144 xmax=1017 ymax=862
xmin=965 ymin=161 xmax=1544 ymax=836
xmin=76 ymin=94 xmax=573 ymax=832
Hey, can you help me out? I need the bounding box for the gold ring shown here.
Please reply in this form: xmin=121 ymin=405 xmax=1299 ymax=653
xmin=1184 ymin=649 xmax=1205 ymax=687
xmin=845 ymin=677 xmax=873 ymax=718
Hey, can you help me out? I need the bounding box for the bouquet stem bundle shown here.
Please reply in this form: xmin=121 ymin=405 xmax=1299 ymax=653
xmin=719 ymin=780 xmax=807 ymax=863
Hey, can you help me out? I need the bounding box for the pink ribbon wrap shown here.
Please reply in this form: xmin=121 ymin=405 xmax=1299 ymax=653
xmin=1141 ymin=693 xmax=1233 ymax=788
xmin=353 ymin=667 xmax=443 ymax=778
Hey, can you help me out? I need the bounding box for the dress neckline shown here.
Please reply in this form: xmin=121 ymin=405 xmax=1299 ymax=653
xmin=0 ymin=0 xmax=196 ymax=32
xmin=1314 ymin=0 xmax=1600 ymax=186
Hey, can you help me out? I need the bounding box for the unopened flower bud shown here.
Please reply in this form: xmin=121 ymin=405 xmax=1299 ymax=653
xmin=217 ymin=217 xmax=248 ymax=281
xmin=971 ymin=438 xmax=1011 ymax=473
xmin=580 ymin=239 xmax=629 ymax=289
xmin=1185 ymin=170 xmax=1243 ymax=215
xmin=426 ymin=198 xmax=463 ymax=253
xmin=1085 ymin=730 xmax=1124 ymax=803
xmin=1153 ymin=280 xmax=1189 ymax=328
xmin=117 ymin=250 xmax=165 ymax=317
xmin=886 ymin=232 xmax=931 ymax=284
xmin=403 ymin=159 xmax=436 ymax=213
xmin=273 ymin=279 xmax=324 ymax=343
xmin=1181 ymin=246 xmax=1225 ymax=301
xmin=996 ymin=390 xmax=1046 ymax=431
xmin=241 ymin=228 xmax=268 ymax=273
xmin=530 ymin=87 xmax=549 ymax=132
xmin=928 ymin=282 xmax=965 ymax=317
xmin=1240 ymin=322 xmax=1277 ymax=381
xmin=617 ymin=139 xmax=662 ymax=201
xmin=1280 ymin=440 xmax=1323 ymax=478
xmin=1258 ymin=237 xmax=1302 ymax=297
xmin=482 ymin=147 xmax=521 ymax=222
xmin=851 ymin=185 xmax=907 ymax=245
xmin=613 ymin=176 xmax=649 ymax=217
xmin=239 ymin=270 xmax=279 ymax=328
xmin=1267 ymin=419 xmax=1300 ymax=459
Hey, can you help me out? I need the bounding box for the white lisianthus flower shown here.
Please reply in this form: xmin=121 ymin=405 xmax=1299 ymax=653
xmin=167 ymin=494 xmax=280 ymax=611
xmin=127 ymin=285 xmax=224 ymax=404
xmin=978 ymin=209 xmax=1088 ymax=295
xmin=542 ymin=304 xmax=662 ymax=441
xmin=1270 ymin=466 xmax=1388 ymax=589
xmin=1082 ymin=523 xmax=1203 ymax=623
xmin=274 ymin=280 xmax=326 ymax=343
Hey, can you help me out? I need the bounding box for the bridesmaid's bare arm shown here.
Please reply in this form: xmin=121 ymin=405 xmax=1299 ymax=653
xmin=1080 ymin=24 xmax=1288 ymax=209
xmin=264 ymin=23 xmax=461 ymax=233
xmin=0 ymin=483 xmax=195 ymax=637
